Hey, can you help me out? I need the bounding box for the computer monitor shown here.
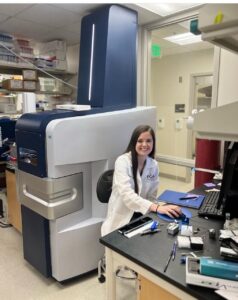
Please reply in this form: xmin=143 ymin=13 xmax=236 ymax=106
xmin=217 ymin=142 xmax=238 ymax=218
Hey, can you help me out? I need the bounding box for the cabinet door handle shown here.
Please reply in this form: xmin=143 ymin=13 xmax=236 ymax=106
xmin=22 ymin=184 xmax=77 ymax=208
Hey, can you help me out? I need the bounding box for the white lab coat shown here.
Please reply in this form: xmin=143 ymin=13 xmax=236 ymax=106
xmin=101 ymin=152 xmax=159 ymax=236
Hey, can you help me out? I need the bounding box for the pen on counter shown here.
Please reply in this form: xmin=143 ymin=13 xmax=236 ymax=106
xmin=164 ymin=241 xmax=177 ymax=272
xmin=164 ymin=249 xmax=173 ymax=273
xmin=150 ymin=220 xmax=159 ymax=231
xmin=179 ymin=196 xmax=198 ymax=200
xmin=141 ymin=229 xmax=161 ymax=236
xmin=172 ymin=241 xmax=177 ymax=261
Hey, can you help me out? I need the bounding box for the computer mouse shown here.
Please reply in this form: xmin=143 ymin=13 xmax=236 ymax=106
xmin=176 ymin=213 xmax=187 ymax=220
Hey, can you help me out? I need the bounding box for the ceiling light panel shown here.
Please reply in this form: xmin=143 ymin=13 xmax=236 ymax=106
xmin=164 ymin=32 xmax=202 ymax=45
xmin=136 ymin=3 xmax=201 ymax=17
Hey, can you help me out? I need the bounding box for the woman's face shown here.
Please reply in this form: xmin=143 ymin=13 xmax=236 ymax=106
xmin=135 ymin=131 xmax=153 ymax=158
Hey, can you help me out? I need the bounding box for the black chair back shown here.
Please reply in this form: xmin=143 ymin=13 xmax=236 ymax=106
xmin=96 ymin=169 xmax=114 ymax=203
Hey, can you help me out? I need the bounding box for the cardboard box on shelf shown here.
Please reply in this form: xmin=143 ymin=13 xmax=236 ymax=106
xmin=15 ymin=38 xmax=30 ymax=47
xmin=38 ymin=78 xmax=55 ymax=92
xmin=22 ymin=69 xmax=38 ymax=81
xmin=23 ymin=80 xmax=37 ymax=91
xmin=39 ymin=50 xmax=66 ymax=60
xmin=55 ymin=80 xmax=72 ymax=95
xmin=34 ymin=57 xmax=54 ymax=69
xmin=52 ymin=59 xmax=67 ymax=71
xmin=2 ymin=79 xmax=23 ymax=90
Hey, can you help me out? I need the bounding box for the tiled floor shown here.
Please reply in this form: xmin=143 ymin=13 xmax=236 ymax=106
xmin=0 ymin=176 xmax=194 ymax=300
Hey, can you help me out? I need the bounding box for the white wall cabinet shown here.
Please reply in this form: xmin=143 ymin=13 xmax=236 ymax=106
xmin=213 ymin=48 xmax=238 ymax=107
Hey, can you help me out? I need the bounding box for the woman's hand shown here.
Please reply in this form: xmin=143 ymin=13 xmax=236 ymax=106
xmin=157 ymin=204 xmax=181 ymax=218
xmin=150 ymin=203 xmax=181 ymax=218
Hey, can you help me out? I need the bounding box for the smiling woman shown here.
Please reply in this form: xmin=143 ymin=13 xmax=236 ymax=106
xmin=101 ymin=124 xmax=182 ymax=236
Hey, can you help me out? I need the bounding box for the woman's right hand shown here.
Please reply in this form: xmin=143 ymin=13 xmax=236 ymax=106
xmin=158 ymin=204 xmax=182 ymax=218
xmin=150 ymin=203 xmax=181 ymax=218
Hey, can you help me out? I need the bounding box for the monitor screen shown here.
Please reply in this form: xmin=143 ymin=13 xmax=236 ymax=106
xmin=217 ymin=142 xmax=238 ymax=218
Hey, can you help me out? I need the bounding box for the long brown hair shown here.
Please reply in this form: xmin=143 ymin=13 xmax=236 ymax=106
xmin=126 ymin=125 xmax=155 ymax=194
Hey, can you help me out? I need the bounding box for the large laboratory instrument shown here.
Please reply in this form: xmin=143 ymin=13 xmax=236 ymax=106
xmin=15 ymin=5 xmax=157 ymax=281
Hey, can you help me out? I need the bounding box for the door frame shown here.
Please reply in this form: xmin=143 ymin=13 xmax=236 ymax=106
xmin=138 ymin=6 xmax=203 ymax=180
xmin=187 ymin=72 xmax=213 ymax=158
xmin=186 ymin=72 xmax=213 ymax=182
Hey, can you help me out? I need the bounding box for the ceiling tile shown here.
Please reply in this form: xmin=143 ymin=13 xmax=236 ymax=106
xmin=0 ymin=13 xmax=10 ymax=23
xmin=0 ymin=4 xmax=33 ymax=16
xmin=16 ymin=4 xmax=81 ymax=28
xmin=63 ymin=21 xmax=82 ymax=35
xmin=52 ymin=3 xmax=102 ymax=15
xmin=0 ymin=17 xmax=54 ymax=41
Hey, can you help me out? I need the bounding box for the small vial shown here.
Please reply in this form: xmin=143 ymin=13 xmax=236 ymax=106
xmin=224 ymin=212 xmax=231 ymax=229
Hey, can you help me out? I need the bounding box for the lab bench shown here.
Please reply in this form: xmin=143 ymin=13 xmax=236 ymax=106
xmin=100 ymin=189 xmax=225 ymax=300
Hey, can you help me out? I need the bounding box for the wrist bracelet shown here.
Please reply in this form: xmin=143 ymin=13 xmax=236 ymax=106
xmin=156 ymin=204 xmax=160 ymax=213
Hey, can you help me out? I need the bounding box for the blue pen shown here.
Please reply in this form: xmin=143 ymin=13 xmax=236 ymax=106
xmin=150 ymin=220 xmax=159 ymax=231
xmin=164 ymin=241 xmax=177 ymax=272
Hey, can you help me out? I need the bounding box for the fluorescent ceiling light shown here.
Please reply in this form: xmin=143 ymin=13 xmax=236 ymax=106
xmin=136 ymin=3 xmax=201 ymax=17
xmin=164 ymin=32 xmax=202 ymax=45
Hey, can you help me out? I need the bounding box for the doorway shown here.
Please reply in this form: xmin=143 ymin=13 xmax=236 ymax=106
xmin=148 ymin=18 xmax=214 ymax=185
xmin=188 ymin=73 xmax=213 ymax=159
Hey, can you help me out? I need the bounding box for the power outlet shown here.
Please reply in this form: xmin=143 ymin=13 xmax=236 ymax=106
xmin=158 ymin=118 xmax=165 ymax=129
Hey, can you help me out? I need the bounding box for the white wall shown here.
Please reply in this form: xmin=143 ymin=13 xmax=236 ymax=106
xmin=151 ymin=48 xmax=214 ymax=178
